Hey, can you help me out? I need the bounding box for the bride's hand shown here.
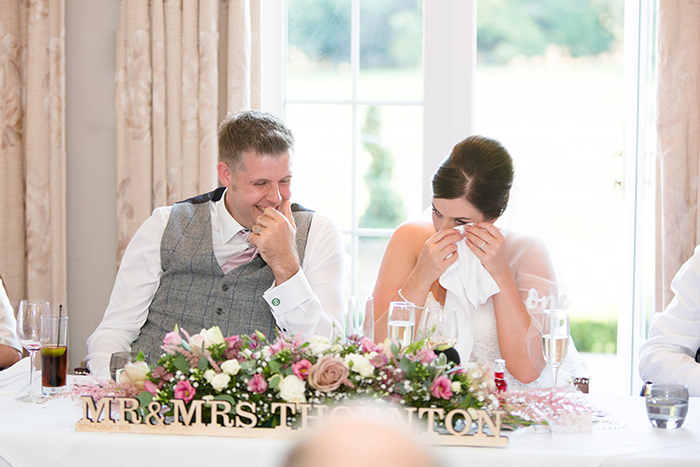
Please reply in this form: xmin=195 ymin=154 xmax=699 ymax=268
xmin=413 ymin=228 xmax=463 ymax=285
xmin=464 ymin=222 xmax=510 ymax=280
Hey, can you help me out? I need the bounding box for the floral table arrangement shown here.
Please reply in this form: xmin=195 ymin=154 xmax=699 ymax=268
xmin=72 ymin=326 xmax=596 ymax=446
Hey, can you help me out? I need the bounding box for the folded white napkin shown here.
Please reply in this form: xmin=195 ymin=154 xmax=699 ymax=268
xmin=439 ymin=225 xmax=500 ymax=311
xmin=0 ymin=356 xmax=36 ymax=396
xmin=439 ymin=225 xmax=500 ymax=360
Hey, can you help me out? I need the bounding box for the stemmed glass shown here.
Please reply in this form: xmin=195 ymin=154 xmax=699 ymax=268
xmin=16 ymin=300 xmax=51 ymax=402
xmin=346 ymin=296 xmax=374 ymax=340
xmin=416 ymin=305 xmax=458 ymax=351
xmin=542 ymin=308 xmax=569 ymax=387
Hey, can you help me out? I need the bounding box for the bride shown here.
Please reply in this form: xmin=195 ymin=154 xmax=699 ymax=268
xmin=373 ymin=135 xmax=565 ymax=387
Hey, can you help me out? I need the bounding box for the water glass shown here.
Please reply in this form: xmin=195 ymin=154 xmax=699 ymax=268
xmin=40 ymin=315 xmax=68 ymax=396
xmin=645 ymin=383 xmax=689 ymax=429
xmin=346 ymin=296 xmax=374 ymax=340
xmin=387 ymin=301 xmax=415 ymax=347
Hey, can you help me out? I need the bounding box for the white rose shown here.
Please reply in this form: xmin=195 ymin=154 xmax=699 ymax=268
xmin=203 ymin=369 xmax=216 ymax=382
xmin=450 ymin=381 xmax=462 ymax=393
xmin=210 ymin=373 xmax=231 ymax=392
xmin=278 ymin=375 xmax=307 ymax=404
xmin=117 ymin=361 xmax=150 ymax=391
xmin=308 ymin=335 xmax=331 ymax=355
xmin=221 ymin=359 xmax=241 ymax=375
xmin=344 ymin=354 xmax=374 ymax=378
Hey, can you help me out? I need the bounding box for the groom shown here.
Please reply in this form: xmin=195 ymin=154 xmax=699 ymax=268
xmin=86 ymin=110 xmax=345 ymax=377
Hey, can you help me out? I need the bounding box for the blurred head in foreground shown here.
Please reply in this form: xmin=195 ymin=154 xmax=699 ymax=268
xmin=282 ymin=413 xmax=439 ymax=467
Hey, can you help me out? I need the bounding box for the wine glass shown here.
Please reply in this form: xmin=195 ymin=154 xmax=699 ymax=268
xmin=346 ymin=296 xmax=374 ymax=340
xmin=16 ymin=300 xmax=51 ymax=402
xmin=542 ymin=308 xmax=569 ymax=387
xmin=387 ymin=301 xmax=415 ymax=347
xmin=416 ymin=305 xmax=458 ymax=351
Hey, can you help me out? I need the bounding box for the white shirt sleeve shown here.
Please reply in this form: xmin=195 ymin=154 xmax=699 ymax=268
xmin=85 ymin=206 xmax=171 ymax=377
xmin=0 ymin=278 xmax=21 ymax=353
xmin=639 ymin=246 xmax=700 ymax=396
xmin=263 ymin=213 xmax=345 ymax=341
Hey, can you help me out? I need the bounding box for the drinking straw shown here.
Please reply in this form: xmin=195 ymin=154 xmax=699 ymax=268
xmin=56 ymin=304 xmax=64 ymax=347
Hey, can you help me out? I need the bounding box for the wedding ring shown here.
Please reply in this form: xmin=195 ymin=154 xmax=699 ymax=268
xmin=480 ymin=241 xmax=486 ymax=249
xmin=256 ymin=227 xmax=262 ymax=235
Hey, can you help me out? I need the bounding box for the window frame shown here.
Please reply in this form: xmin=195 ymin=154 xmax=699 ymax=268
xmin=261 ymin=0 xmax=656 ymax=396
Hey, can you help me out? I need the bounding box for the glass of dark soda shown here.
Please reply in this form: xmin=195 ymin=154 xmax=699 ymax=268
xmin=40 ymin=315 xmax=68 ymax=396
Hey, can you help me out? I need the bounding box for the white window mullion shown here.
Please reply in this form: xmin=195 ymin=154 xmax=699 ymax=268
xmin=423 ymin=0 xmax=476 ymax=208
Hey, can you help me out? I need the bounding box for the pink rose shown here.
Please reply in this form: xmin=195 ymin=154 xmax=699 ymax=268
xmin=360 ymin=337 xmax=379 ymax=353
xmin=292 ymin=359 xmax=312 ymax=380
xmin=430 ymin=376 xmax=453 ymax=400
xmin=174 ymin=380 xmax=196 ymax=403
xmin=308 ymin=355 xmax=352 ymax=392
xmin=247 ymin=373 xmax=268 ymax=394
xmin=161 ymin=331 xmax=182 ymax=355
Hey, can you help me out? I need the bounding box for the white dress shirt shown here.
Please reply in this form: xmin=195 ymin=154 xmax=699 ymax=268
xmin=0 ymin=278 xmax=21 ymax=354
xmin=86 ymin=192 xmax=345 ymax=377
xmin=639 ymin=245 xmax=700 ymax=396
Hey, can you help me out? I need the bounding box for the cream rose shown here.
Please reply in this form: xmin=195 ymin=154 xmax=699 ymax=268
xmin=221 ymin=359 xmax=241 ymax=375
xmin=118 ymin=361 xmax=150 ymax=391
xmin=203 ymin=369 xmax=216 ymax=383
xmin=278 ymin=375 xmax=307 ymax=403
xmin=308 ymin=335 xmax=331 ymax=355
xmin=210 ymin=373 xmax=231 ymax=392
xmin=190 ymin=326 xmax=226 ymax=355
xmin=344 ymin=354 xmax=374 ymax=378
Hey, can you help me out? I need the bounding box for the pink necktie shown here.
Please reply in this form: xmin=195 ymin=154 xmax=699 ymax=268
xmin=221 ymin=230 xmax=258 ymax=274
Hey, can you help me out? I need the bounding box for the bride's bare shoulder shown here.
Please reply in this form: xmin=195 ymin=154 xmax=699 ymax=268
xmin=390 ymin=220 xmax=435 ymax=246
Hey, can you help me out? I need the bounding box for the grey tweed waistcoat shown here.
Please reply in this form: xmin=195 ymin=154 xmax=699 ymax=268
xmin=133 ymin=187 xmax=313 ymax=361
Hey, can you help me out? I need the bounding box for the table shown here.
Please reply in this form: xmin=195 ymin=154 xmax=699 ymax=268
xmin=1 ymin=376 xmax=698 ymax=466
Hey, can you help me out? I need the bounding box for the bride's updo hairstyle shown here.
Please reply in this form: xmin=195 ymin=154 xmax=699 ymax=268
xmin=432 ymin=135 xmax=514 ymax=220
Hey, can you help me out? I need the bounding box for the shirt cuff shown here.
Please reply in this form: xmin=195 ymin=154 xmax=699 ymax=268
xmin=263 ymin=270 xmax=313 ymax=330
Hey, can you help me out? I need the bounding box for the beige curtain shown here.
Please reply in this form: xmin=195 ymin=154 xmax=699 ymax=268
xmin=656 ymin=1 xmax=700 ymax=311
xmin=115 ymin=0 xmax=261 ymax=262
xmin=0 ymin=0 xmax=66 ymax=309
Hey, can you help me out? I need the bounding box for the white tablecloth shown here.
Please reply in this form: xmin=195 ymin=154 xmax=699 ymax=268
xmin=1 ymin=359 xmax=698 ymax=467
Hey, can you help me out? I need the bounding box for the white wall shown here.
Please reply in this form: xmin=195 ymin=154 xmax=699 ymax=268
xmin=65 ymin=0 xmax=119 ymax=371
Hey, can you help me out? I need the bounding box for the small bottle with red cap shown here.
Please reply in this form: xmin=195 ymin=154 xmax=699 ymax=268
xmin=494 ymin=358 xmax=508 ymax=392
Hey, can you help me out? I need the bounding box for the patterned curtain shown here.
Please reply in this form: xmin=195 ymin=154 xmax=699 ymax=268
xmin=656 ymin=1 xmax=700 ymax=310
xmin=0 ymin=0 xmax=67 ymax=309
xmin=115 ymin=0 xmax=261 ymax=263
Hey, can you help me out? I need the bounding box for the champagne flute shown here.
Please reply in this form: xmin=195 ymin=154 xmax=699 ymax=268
xmin=416 ymin=305 xmax=458 ymax=351
xmin=387 ymin=301 xmax=415 ymax=347
xmin=542 ymin=308 xmax=569 ymax=387
xmin=346 ymin=296 xmax=374 ymax=340
xmin=16 ymin=300 xmax=51 ymax=402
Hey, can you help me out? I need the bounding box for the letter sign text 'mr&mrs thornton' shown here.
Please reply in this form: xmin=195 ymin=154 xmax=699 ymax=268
xmin=75 ymin=396 xmax=509 ymax=447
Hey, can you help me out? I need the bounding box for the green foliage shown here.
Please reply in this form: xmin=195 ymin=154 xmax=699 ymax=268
xmin=288 ymin=0 xmax=422 ymax=69
xmin=359 ymin=106 xmax=405 ymax=228
xmin=570 ymin=319 xmax=617 ymax=354
xmin=477 ymin=0 xmax=624 ymax=63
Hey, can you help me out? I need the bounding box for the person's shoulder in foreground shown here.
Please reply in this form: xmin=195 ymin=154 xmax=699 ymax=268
xmin=639 ymin=246 xmax=700 ymax=395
